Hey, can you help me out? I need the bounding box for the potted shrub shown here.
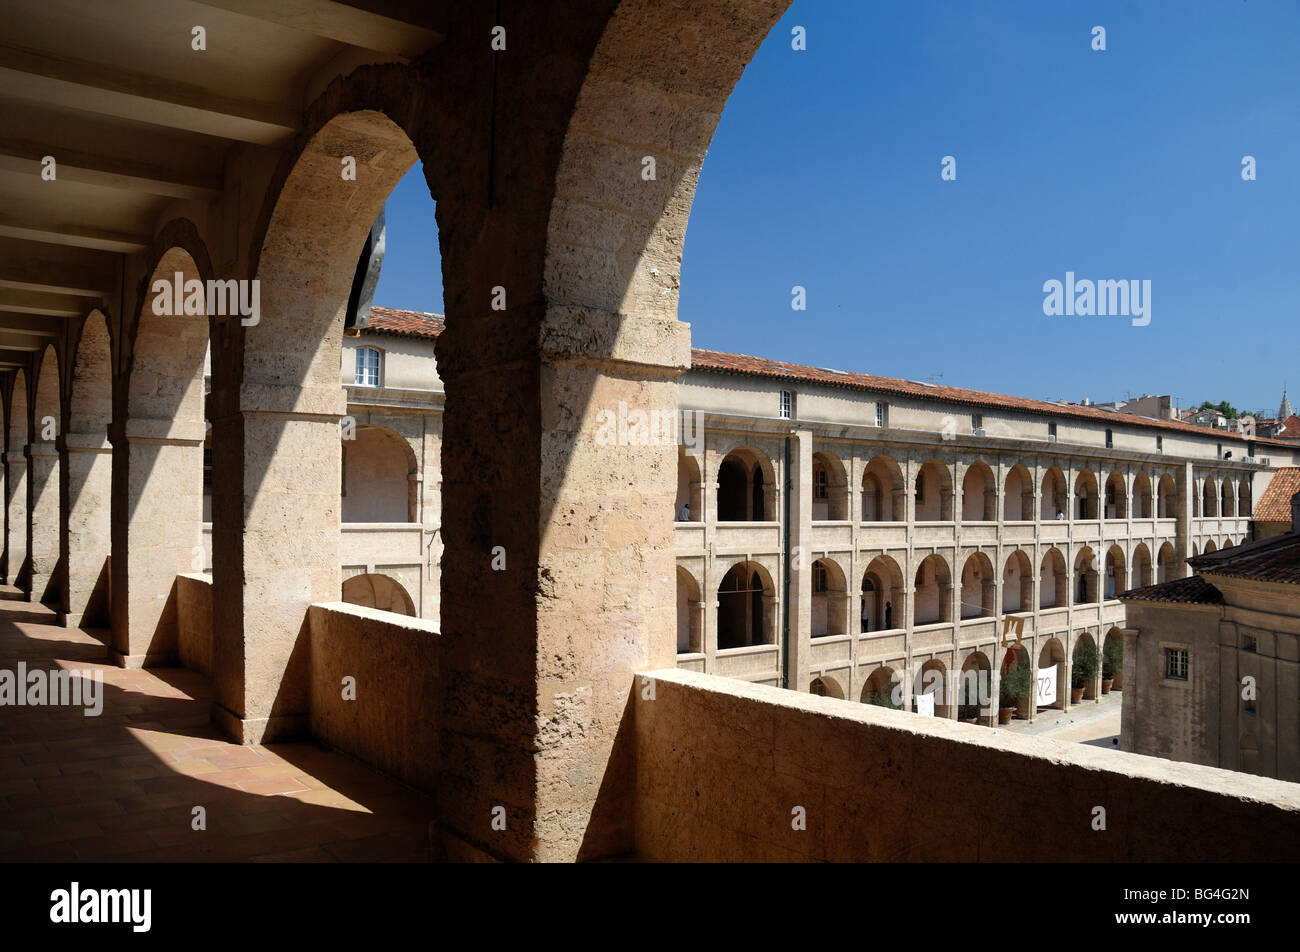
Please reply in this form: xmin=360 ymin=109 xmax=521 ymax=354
xmin=1102 ymin=640 xmax=1122 ymax=694
xmin=998 ymin=661 xmax=1032 ymax=724
xmin=1071 ymin=640 xmax=1099 ymax=704
xmin=864 ymin=678 xmax=901 ymax=710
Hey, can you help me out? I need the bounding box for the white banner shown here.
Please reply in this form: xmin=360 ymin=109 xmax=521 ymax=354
xmin=1036 ymin=666 xmax=1057 ymax=706
xmin=915 ymin=692 xmax=935 ymax=717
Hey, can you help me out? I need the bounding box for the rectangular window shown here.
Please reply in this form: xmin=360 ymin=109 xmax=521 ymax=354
xmin=1156 ymin=435 xmax=1163 ymax=453
xmin=202 ymin=447 xmax=213 ymax=490
xmin=354 ymin=346 xmax=381 ymax=388
xmin=814 ymin=468 xmax=828 ymax=500
xmin=876 ymin=402 xmax=887 ymax=428
xmin=1105 ymin=428 xmax=1114 ymax=449
xmin=813 ymin=562 xmax=827 ymax=593
xmin=1048 ymin=422 xmax=1057 ymax=442
xmin=1164 ymin=647 xmax=1189 ymax=681
xmin=779 ymin=390 xmax=792 ymax=420
xmin=971 ymin=413 xmax=983 ymax=435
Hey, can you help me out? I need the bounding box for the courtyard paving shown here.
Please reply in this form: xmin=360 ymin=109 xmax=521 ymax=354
xmin=0 ymin=587 xmax=435 ymax=861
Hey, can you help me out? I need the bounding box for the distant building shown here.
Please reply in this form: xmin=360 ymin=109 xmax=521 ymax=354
xmin=1253 ymin=469 xmax=1300 ymax=540
xmin=1119 ymin=523 xmax=1300 ymax=782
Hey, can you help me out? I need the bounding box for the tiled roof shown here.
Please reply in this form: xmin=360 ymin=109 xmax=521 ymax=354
xmin=362 ymin=309 xmax=1297 ymax=450
xmin=1276 ymin=415 xmax=1300 ymax=439
xmin=1191 ymin=531 xmax=1300 ymax=586
xmin=1253 ymin=468 xmax=1300 ymax=524
xmin=690 ymin=348 xmax=1299 ymax=448
xmin=1118 ymin=575 xmax=1224 ymax=605
xmin=363 ymin=306 xmax=445 ymax=338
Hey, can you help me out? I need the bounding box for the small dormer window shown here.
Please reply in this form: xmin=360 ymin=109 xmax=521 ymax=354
xmin=355 ymin=346 xmax=381 ymax=388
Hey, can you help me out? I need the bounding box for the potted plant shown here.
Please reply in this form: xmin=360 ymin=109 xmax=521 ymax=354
xmin=864 ymin=678 xmax=901 ymax=710
xmin=998 ymin=661 xmax=1032 ymax=724
xmin=1071 ymin=640 xmax=1099 ymax=704
xmin=1102 ymin=640 xmax=1122 ymax=694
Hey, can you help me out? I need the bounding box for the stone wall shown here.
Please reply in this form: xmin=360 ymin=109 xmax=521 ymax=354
xmin=176 ymin=573 xmax=214 ymax=678
xmin=634 ymin=669 xmax=1300 ymax=861
xmin=307 ymin=602 xmax=439 ymax=794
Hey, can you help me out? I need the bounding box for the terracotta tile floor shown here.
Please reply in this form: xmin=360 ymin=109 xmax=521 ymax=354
xmin=0 ymin=588 xmax=435 ymax=861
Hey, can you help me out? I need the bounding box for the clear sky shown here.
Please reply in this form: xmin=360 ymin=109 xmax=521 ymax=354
xmin=374 ymin=0 xmax=1300 ymax=417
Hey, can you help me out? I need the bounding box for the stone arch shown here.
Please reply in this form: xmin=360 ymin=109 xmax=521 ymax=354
xmin=1132 ymin=542 xmax=1153 ymax=589
xmin=811 ymin=450 xmax=849 ymax=521
xmin=913 ymin=553 xmax=952 ymax=625
xmin=717 ymin=560 xmax=776 ymax=650
xmin=1220 ymin=477 xmax=1235 ymax=517
xmin=958 ymin=550 xmax=995 ymax=619
xmin=1238 ymin=479 xmax=1251 ymax=517
xmin=1073 ymin=631 xmax=1099 ymax=701
xmin=809 ymin=674 xmax=845 ymax=700
xmin=676 ymin=448 xmax=701 ymax=521
xmin=915 ymin=657 xmax=949 ymax=717
xmin=28 ymin=345 xmax=62 ymax=603
xmin=1103 ymin=544 xmax=1126 ymax=600
xmin=342 ymin=572 xmax=416 ymax=617
xmin=1073 ymin=546 xmax=1098 ymax=604
xmin=811 ymin=556 xmax=848 ymax=637
xmin=1132 ymin=470 xmax=1153 ymax=518
xmin=716 ymin=446 xmax=776 ymax=521
xmin=861 ymin=666 xmax=899 ymax=708
xmin=1041 ymin=465 xmax=1067 ymax=520
xmin=64 ymin=310 xmax=114 ymax=626
xmin=1103 ymin=627 xmax=1124 ymax=690
xmin=1203 ymin=539 xmax=1217 ymax=555
xmin=5 ymin=369 xmax=28 ymax=586
xmin=861 ymin=554 xmax=903 ymax=632
xmin=861 ymin=454 xmax=903 ymax=521
xmin=958 ymin=650 xmax=992 ymax=720
xmin=915 ymin=459 xmax=953 ymax=521
xmin=1157 ymin=473 xmax=1177 ymax=518
xmin=1074 ymin=469 xmax=1099 ymax=520
xmin=1003 ymin=463 xmax=1033 ymax=521
xmin=675 ymin=565 xmax=702 ymax=654
xmin=1157 ymin=541 xmax=1177 ymax=582
xmin=1002 ymin=549 xmax=1033 ymax=613
xmin=342 ymin=424 xmax=418 ymax=523
xmin=1000 ymin=642 xmax=1032 ymax=720
xmin=960 ymin=461 xmax=996 ymax=522
xmin=1201 ymin=477 xmax=1218 ymax=517
xmin=1103 ymin=470 xmax=1127 ymax=520
xmin=1039 ymin=547 xmax=1067 ymax=608
xmin=1038 ymin=637 xmax=1066 ymax=711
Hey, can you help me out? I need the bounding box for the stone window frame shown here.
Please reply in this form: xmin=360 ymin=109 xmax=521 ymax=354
xmin=1160 ymin=641 xmax=1190 ymax=686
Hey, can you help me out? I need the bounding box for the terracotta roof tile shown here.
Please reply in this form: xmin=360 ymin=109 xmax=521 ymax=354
xmin=1191 ymin=531 xmax=1300 ymax=586
xmin=1276 ymin=414 xmax=1300 ymax=439
xmin=363 ymin=306 xmax=444 ymax=338
xmin=1118 ymin=575 xmax=1224 ymax=605
xmin=1253 ymin=468 xmax=1300 ymax=524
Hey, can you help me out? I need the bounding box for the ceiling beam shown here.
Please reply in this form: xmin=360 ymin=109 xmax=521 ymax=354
xmin=0 ymin=43 xmax=299 ymax=146
xmin=0 ymin=137 xmax=221 ymax=201
xmin=191 ymin=0 xmax=446 ymax=57
xmin=0 ymin=313 xmax=65 ymax=336
xmin=0 ymin=237 xmax=117 ymax=297
xmin=0 ymin=214 xmax=149 ymax=254
xmin=0 ymin=289 xmax=88 ymax=318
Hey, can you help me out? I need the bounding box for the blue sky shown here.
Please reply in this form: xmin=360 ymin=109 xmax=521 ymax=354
xmin=375 ymin=0 xmax=1300 ymax=416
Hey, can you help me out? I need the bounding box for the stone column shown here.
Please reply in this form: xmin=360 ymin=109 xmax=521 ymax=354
xmin=26 ymin=438 xmax=60 ymax=603
xmin=1119 ymin=628 xmax=1140 ymax=752
xmin=110 ymin=417 xmax=205 ymax=667
xmin=62 ymin=430 xmax=116 ymax=627
xmin=787 ymin=428 xmax=812 ymax=692
xmin=5 ymin=450 xmax=28 ymax=588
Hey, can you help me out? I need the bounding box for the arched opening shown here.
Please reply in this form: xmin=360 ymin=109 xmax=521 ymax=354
xmin=676 ymin=449 xmax=702 ymax=522
xmin=1000 ymin=643 xmax=1032 ymax=720
xmin=1132 ymin=471 xmax=1153 ymax=519
xmin=1132 ymin=543 xmax=1153 ymax=589
xmin=29 ymin=345 xmax=61 ymax=603
xmin=1103 ymin=471 xmax=1127 ymax=520
xmin=676 ymin=566 xmax=703 ymax=654
xmin=1073 ymin=546 xmax=1098 ymax=604
xmin=861 ymin=666 xmax=900 ymax=708
xmin=1201 ymin=478 xmax=1218 ymax=517
xmin=1041 ymin=466 xmax=1067 ymax=520
xmin=1222 ymin=538 xmax=1234 ymax=550
xmin=1073 ymin=632 xmax=1099 ymax=701
xmin=913 ymin=553 xmax=952 ymax=625
xmin=1220 ymin=478 xmax=1235 ymax=517
xmin=1157 ymin=542 xmax=1176 ymax=583
xmin=958 ymin=651 xmax=992 ymax=722
xmin=1039 ymin=548 xmax=1067 ymax=609
xmin=1157 ymin=473 xmax=1177 ymax=518
xmin=959 ymin=551 xmax=995 ymax=619
xmin=914 ymin=460 xmax=953 ymax=521
xmin=1103 ymin=544 xmax=1125 ymax=600
xmin=1003 ymin=463 xmax=1033 ymax=521
xmin=809 ymin=675 xmax=845 ymax=700
xmin=1238 ymin=479 xmax=1251 ymax=517
xmin=342 ymin=425 xmax=417 ymax=523
xmin=5 ymin=370 xmax=28 ymax=587
xmin=717 ymin=561 xmax=775 ymax=649
xmin=1074 ymin=469 xmax=1099 ymax=520
xmin=1102 ymin=627 xmax=1125 ymax=691
xmin=915 ymin=658 xmax=949 ymax=718
xmin=341 ymin=572 xmax=415 ymax=616
xmin=860 ymin=555 xmax=902 ymax=632
xmin=716 ymin=447 xmax=775 ymax=522
xmin=114 ymin=243 xmax=210 ymax=667
xmin=811 ymin=557 xmax=848 ymax=637
xmin=1038 ymin=637 xmax=1066 ymax=711
xmin=861 ymin=454 xmax=903 ymax=521
xmin=64 ymin=310 xmax=114 ymax=626
xmin=811 ymin=451 xmax=848 ymax=521
xmin=961 ymin=461 xmax=996 ymax=522
xmin=1203 ymin=539 xmax=1217 ymax=555
xmin=1002 ymin=550 xmax=1033 ymax=613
